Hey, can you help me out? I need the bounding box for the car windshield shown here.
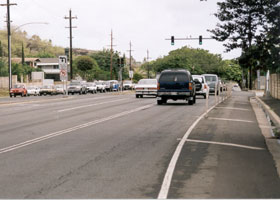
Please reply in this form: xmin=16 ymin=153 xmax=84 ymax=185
xmin=138 ymin=79 xmax=157 ymax=85
xmin=70 ymin=82 xmax=80 ymax=86
xmin=205 ymin=76 xmax=217 ymax=82
xmin=159 ymin=73 xmax=189 ymax=82
xmin=42 ymin=85 xmax=51 ymax=89
xmin=13 ymin=85 xmax=23 ymax=88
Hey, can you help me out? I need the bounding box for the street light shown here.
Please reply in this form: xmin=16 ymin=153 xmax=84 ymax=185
xmin=13 ymin=22 xmax=49 ymax=32
xmin=6 ymin=22 xmax=49 ymax=91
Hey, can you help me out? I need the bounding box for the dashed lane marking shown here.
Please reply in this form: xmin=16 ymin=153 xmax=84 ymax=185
xmin=186 ymin=139 xmax=265 ymax=151
xmin=206 ymin=117 xmax=255 ymax=123
xmin=57 ymin=99 xmax=127 ymax=112
xmin=215 ymin=106 xmax=249 ymax=111
xmin=0 ymin=104 xmax=154 ymax=155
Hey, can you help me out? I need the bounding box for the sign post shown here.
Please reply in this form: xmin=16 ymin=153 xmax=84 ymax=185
xmin=59 ymin=56 xmax=68 ymax=96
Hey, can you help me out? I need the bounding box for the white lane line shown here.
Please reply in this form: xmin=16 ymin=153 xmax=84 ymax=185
xmin=207 ymin=117 xmax=255 ymax=123
xmin=0 ymin=104 xmax=154 ymax=155
xmin=157 ymin=104 xmax=217 ymax=199
xmin=186 ymin=139 xmax=265 ymax=151
xmin=215 ymin=106 xmax=249 ymax=111
xmin=57 ymin=99 xmax=127 ymax=112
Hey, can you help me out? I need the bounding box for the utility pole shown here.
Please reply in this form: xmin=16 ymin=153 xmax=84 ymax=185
xmin=65 ymin=9 xmax=77 ymax=80
xmin=110 ymin=30 xmax=113 ymax=80
xmin=127 ymin=41 xmax=134 ymax=81
xmin=146 ymin=49 xmax=150 ymax=78
xmin=0 ymin=0 xmax=17 ymax=90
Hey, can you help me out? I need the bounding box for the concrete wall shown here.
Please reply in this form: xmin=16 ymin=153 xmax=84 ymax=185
xmin=0 ymin=76 xmax=18 ymax=89
xmin=270 ymin=73 xmax=280 ymax=100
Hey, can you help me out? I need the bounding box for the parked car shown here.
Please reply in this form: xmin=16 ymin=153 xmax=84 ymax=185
xmin=27 ymin=86 xmax=40 ymax=96
xmin=109 ymin=80 xmax=120 ymax=91
xmin=68 ymin=81 xmax=87 ymax=95
xmin=123 ymin=80 xmax=133 ymax=90
xmin=95 ymin=81 xmax=106 ymax=93
xmin=202 ymin=74 xmax=219 ymax=95
xmin=39 ymin=85 xmax=56 ymax=96
xmin=55 ymin=85 xmax=65 ymax=95
xmin=157 ymin=69 xmax=196 ymax=105
xmin=86 ymin=82 xmax=97 ymax=94
xmin=10 ymin=84 xmax=27 ymax=97
xmin=192 ymin=75 xmax=209 ymax=99
xmin=135 ymin=79 xmax=157 ymax=98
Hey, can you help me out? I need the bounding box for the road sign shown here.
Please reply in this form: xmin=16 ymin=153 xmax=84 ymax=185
xmin=129 ymin=70 xmax=134 ymax=79
xmin=59 ymin=56 xmax=68 ymax=81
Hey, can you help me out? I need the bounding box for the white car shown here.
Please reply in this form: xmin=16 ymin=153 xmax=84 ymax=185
xmin=95 ymin=81 xmax=106 ymax=93
xmin=123 ymin=80 xmax=133 ymax=90
xmin=232 ymin=84 xmax=241 ymax=91
xmin=192 ymin=75 xmax=209 ymax=99
xmin=135 ymin=79 xmax=157 ymax=98
xmin=55 ymin=85 xmax=65 ymax=95
xmin=86 ymin=82 xmax=97 ymax=94
xmin=27 ymin=86 xmax=40 ymax=96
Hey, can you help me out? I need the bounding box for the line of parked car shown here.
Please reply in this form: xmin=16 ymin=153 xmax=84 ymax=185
xmin=133 ymin=70 xmax=227 ymax=105
xmin=9 ymin=79 xmax=135 ymax=98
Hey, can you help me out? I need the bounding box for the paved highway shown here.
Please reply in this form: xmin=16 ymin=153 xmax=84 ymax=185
xmin=0 ymin=93 xmax=215 ymax=198
xmin=0 ymin=92 xmax=279 ymax=198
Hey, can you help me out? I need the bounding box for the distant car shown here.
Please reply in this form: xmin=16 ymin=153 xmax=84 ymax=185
xmin=68 ymin=81 xmax=87 ymax=95
xmin=135 ymin=79 xmax=157 ymax=98
xmin=55 ymin=85 xmax=65 ymax=95
xmin=95 ymin=81 xmax=106 ymax=93
xmin=202 ymin=74 xmax=219 ymax=95
xmin=157 ymin=69 xmax=196 ymax=105
xmin=86 ymin=82 xmax=97 ymax=94
xmin=39 ymin=85 xmax=56 ymax=96
xmin=192 ymin=75 xmax=209 ymax=99
xmin=27 ymin=86 xmax=40 ymax=96
xmin=232 ymin=84 xmax=241 ymax=91
xmin=123 ymin=80 xmax=133 ymax=90
xmin=105 ymin=81 xmax=113 ymax=92
xmin=10 ymin=84 xmax=27 ymax=97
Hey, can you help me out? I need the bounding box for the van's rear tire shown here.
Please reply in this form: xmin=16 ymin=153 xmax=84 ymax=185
xmin=157 ymin=100 xmax=163 ymax=105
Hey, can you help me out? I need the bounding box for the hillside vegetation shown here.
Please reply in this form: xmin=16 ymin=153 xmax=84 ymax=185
xmin=0 ymin=28 xmax=64 ymax=58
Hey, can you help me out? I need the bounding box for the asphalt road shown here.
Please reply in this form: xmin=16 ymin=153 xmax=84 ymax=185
xmin=0 ymin=92 xmax=279 ymax=198
xmin=0 ymin=92 xmax=215 ymax=198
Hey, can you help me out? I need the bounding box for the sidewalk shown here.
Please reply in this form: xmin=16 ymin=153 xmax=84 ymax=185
xmin=167 ymin=91 xmax=280 ymax=198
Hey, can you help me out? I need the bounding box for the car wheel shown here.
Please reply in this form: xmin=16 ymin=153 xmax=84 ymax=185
xmin=204 ymin=94 xmax=206 ymax=99
xmin=157 ymin=100 xmax=163 ymax=105
xmin=136 ymin=95 xmax=139 ymax=98
xmin=140 ymin=95 xmax=143 ymax=98
xmin=188 ymin=98 xmax=194 ymax=105
xmin=193 ymin=95 xmax=196 ymax=104
xmin=10 ymin=94 xmax=12 ymax=98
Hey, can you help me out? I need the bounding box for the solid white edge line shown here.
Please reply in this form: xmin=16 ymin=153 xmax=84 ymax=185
xmin=157 ymin=103 xmax=217 ymax=199
xmin=0 ymin=104 xmax=154 ymax=155
xmin=186 ymin=139 xmax=265 ymax=151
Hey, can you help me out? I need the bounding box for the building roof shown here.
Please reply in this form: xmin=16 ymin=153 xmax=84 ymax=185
xmin=35 ymin=58 xmax=59 ymax=64
xmin=12 ymin=58 xmax=39 ymax=63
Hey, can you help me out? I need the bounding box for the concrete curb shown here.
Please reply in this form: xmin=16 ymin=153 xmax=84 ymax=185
xmin=255 ymin=96 xmax=280 ymax=128
xmin=251 ymin=97 xmax=280 ymax=178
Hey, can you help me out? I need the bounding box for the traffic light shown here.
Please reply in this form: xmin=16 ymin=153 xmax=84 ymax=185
xmin=199 ymin=35 xmax=202 ymax=45
xmin=120 ymin=57 xmax=125 ymax=67
xmin=171 ymin=36 xmax=175 ymax=45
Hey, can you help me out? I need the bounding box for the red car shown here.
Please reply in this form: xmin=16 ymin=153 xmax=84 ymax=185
xmin=10 ymin=84 xmax=27 ymax=97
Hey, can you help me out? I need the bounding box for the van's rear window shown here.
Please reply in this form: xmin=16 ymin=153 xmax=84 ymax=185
xmin=159 ymin=73 xmax=189 ymax=82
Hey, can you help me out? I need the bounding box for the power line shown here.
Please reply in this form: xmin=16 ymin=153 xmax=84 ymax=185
xmin=64 ymin=9 xmax=77 ymax=80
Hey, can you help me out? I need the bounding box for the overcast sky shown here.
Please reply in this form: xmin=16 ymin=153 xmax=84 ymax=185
xmin=0 ymin=0 xmax=241 ymax=62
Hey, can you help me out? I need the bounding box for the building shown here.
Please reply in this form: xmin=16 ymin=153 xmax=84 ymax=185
xmin=35 ymin=58 xmax=60 ymax=81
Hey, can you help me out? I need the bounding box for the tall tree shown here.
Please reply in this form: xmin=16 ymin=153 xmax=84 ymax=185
xmin=0 ymin=41 xmax=3 ymax=57
xmin=208 ymin=0 xmax=275 ymax=89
